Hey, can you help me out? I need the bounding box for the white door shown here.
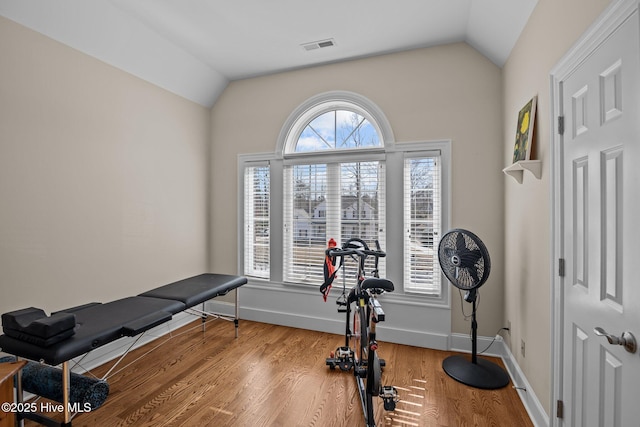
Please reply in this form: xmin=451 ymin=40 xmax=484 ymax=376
xmin=558 ymin=4 xmax=640 ymax=427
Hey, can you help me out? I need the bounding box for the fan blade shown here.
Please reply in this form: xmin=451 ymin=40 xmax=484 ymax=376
xmin=455 ymin=232 xmax=466 ymax=253
xmin=443 ymin=247 xmax=457 ymax=259
xmin=438 ymin=228 xmax=491 ymax=290
xmin=452 ymin=270 xmax=472 ymax=289
xmin=467 ymin=266 xmax=480 ymax=284
xmin=459 ymin=248 xmax=482 ymax=269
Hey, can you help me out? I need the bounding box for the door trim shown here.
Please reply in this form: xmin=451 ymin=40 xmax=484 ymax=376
xmin=550 ymin=1 xmax=640 ymax=425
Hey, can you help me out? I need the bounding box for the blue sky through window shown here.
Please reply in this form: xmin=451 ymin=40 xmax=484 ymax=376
xmin=295 ymin=110 xmax=381 ymax=152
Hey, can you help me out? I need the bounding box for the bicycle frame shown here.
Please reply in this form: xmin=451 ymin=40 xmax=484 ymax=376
xmin=352 ymin=288 xmax=382 ymax=424
xmin=323 ymin=238 xmax=398 ymax=427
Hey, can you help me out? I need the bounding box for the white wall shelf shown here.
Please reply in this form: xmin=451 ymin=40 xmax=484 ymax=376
xmin=503 ymin=160 xmax=542 ymax=183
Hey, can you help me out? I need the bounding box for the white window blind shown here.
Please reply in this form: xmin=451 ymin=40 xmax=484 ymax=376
xmin=284 ymin=160 xmax=385 ymax=285
xmin=404 ymin=155 xmax=441 ymax=295
xmin=244 ymin=165 xmax=270 ymax=279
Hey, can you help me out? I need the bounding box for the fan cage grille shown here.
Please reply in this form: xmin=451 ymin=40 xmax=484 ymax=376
xmin=437 ymin=229 xmax=490 ymax=290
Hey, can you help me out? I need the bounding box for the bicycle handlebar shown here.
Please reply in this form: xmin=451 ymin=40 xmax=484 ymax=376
xmin=326 ymin=238 xmax=386 ymax=259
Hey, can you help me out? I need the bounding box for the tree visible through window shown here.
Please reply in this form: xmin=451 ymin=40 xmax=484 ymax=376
xmin=282 ymin=106 xmax=385 ymax=283
xmin=283 ymin=160 xmax=385 ymax=284
xmin=244 ymin=165 xmax=270 ymax=279
xmin=404 ymin=156 xmax=441 ymax=294
xmin=294 ymin=110 xmax=381 ymax=152
xmin=241 ymin=93 xmax=447 ymax=299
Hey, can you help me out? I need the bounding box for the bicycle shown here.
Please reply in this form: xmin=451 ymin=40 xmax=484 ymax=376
xmin=320 ymin=238 xmax=399 ymax=427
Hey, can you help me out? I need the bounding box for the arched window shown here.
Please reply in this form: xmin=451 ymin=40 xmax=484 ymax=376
xmin=279 ymin=91 xmax=393 ymax=156
xmin=295 ymin=109 xmax=380 ymax=152
xmin=278 ymin=93 xmax=390 ymax=284
xmin=241 ymin=91 xmax=449 ymax=300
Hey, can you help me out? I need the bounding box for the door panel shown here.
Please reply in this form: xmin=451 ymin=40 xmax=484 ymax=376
xmin=560 ymin=9 xmax=640 ymax=427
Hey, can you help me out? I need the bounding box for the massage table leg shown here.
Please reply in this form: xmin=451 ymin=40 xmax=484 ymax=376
xmin=235 ymin=289 xmax=239 ymax=339
xmin=201 ymin=302 xmax=206 ymax=332
xmin=16 ymin=357 xmax=24 ymax=427
xmin=62 ymin=362 xmax=70 ymax=425
xmin=13 ymin=359 xmax=72 ymax=427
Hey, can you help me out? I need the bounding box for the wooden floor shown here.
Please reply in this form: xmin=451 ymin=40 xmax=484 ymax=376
xmin=27 ymin=319 xmax=533 ymax=427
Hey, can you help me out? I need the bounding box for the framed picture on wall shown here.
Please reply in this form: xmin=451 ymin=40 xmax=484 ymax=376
xmin=512 ymin=95 xmax=537 ymax=163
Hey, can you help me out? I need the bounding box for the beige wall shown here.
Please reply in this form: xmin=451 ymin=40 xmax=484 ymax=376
xmin=1 ymin=2 xmax=617 ymax=418
xmin=502 ymin=0 xmax=612 ymax=416
xmin=0 ymin=16 xmax=211 ymax=315
xmin=210 ymin=42 xmax=506 ymax=336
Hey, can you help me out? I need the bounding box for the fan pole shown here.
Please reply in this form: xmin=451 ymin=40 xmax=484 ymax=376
xmin=471 ymin=299 xmax=477 ymax=365
xmin=438 ymin=228 xmax=510 ymax=389
xmin=442 ymin=296 xmax=510 ymax=389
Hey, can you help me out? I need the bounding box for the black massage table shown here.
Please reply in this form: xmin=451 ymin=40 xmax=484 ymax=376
xmin=0 ymin=273 xmax=247 ymax=426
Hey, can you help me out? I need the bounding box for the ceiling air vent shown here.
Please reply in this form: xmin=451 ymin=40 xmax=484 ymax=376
xmin=301 ymin=39 xmax=336 ymax=51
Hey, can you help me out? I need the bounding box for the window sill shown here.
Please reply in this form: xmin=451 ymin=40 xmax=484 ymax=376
xmin=243 ymin=278 xmax=450 ymax=309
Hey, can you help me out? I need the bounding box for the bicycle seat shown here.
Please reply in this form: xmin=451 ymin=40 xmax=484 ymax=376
xmin=361 ymin=278 xmax=394 ymax=293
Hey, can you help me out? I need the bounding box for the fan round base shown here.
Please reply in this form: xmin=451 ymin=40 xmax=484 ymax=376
xmin=442 ymin=355 xmax=510 ymax=389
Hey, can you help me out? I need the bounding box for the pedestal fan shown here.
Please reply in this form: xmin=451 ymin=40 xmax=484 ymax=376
xmin=438 ymin=228 xmax=509 ymax=389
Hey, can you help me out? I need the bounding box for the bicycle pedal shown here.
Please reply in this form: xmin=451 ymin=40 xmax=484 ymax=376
xmin=330 ymin=347 xmax=353 ymax=371
xmin=379 ymin=358 xmax=386 ymax=367
xmin=335 ymin=346 xmax=352 ymax=358
xmin=337 ymin=307 xmax=347 ymax=313
xmin=326 ymin=358 xmax=337 ymax=369
xmin=381 ymin=386 xmax=399 ymax=411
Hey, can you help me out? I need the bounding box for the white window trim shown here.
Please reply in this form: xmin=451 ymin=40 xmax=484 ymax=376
xmin=239 ymin=91 xmax=450 ymax=308
xmin=277 ymin=90 xmax=395 ymax=155
xmin=381 ymin=140 xmax=451 ymax=307
xmin=237 ymin=152 xmax=276 ymax=277
xmin=281 ymin=159 xmax=386 ymax=284
xmin=238 ymin=139 xmax=451 ymax=308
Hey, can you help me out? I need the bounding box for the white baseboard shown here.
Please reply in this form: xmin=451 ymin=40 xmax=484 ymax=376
xmin=239 ymin=305 xmax=451 ymax=350
xmin=449 ymin=331 xmax=507 ymax=357
xmin=239 ymin=305 xmax=345 ymax=335
xmin=450 ymin=332 xmax=549 ymax=427
xmin=498 ymin=339 xmax=550 ymax=427
xmin=205 ymin=300 xmax=237 ymax=317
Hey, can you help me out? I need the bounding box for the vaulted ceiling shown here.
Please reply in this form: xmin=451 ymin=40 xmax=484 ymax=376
xmin=0 ymin=0 xmax=538 ymax=107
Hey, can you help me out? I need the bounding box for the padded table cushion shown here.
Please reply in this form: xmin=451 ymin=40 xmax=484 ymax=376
xmin=138 ymin=273 xmax=247 ymax=311
xmin=2 ymin=307 xmax=75 ymax=338
xmin=2 ymin=307 xmax=77 ymax=347
xmin=3 ymin=327 xmax=75 ymax=348
xmin=0 ymin=296 xmax=185 ymax=365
